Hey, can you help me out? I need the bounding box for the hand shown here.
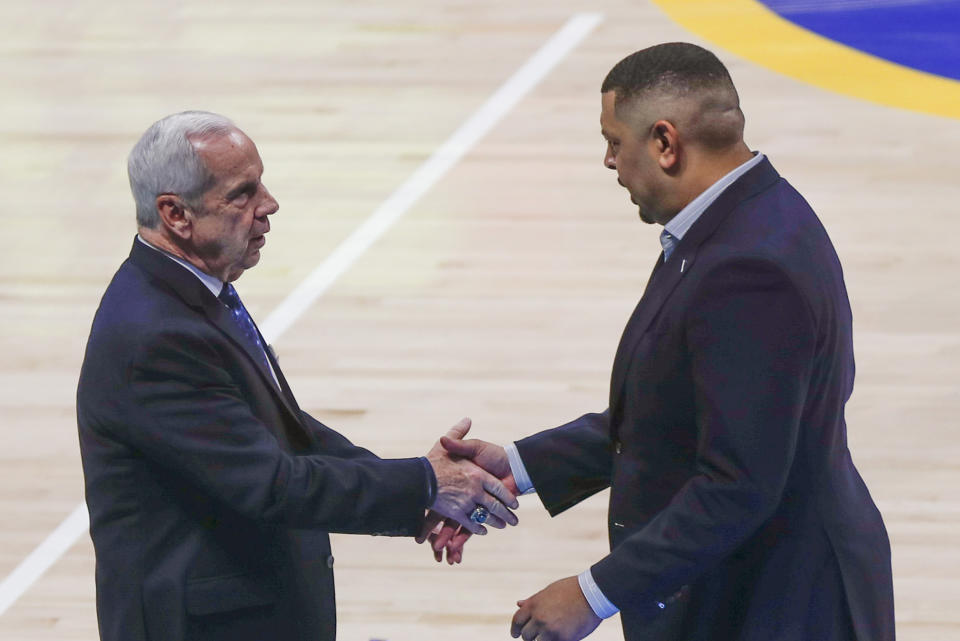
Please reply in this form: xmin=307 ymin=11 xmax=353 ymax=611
xmin=419 ymin=421 xmax=521 ymax=560
xmin=440 ymin=431 xmax=516 ymax=494
xmin=427 ymin=418 xmax=519 ymax=535
xmin=511 ymin=576 xmax=602 ymax=641
xmin=416 ymin=510 xmax=471 ymax=564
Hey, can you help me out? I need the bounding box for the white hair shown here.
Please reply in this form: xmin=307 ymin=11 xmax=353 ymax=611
xmin=127 ymin=110 xmax=236 ymax=228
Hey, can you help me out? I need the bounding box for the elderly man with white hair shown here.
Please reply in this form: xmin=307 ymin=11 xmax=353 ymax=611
xmin=77 ymin=111 xmax=518 ymax=641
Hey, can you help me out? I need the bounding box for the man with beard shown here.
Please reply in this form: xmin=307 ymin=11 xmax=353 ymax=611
xmin=436 ymin=42 xmax=895 ymax=641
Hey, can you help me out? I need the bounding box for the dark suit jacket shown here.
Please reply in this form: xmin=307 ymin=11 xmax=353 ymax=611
xmin=516 ymin=158 xmax=895 ymax=641
xmin=77 ymin=239 xmax=432 ymax=641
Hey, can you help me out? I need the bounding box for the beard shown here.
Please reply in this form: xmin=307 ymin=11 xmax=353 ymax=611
xmin=629 ymin=193 xmax=656 ymax=225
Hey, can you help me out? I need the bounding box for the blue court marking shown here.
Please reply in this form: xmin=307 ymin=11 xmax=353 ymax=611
xmin=759 ymin=0 xmax=960 ymax=81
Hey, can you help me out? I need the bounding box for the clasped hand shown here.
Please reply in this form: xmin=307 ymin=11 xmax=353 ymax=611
xmin=419 ymin=420 xmax=602 ymax=641
xmin=424 ymin=418 xmax=519 ymax=545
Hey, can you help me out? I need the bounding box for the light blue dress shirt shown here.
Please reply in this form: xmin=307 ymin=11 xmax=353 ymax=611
xmin=660 ymin=152 xmax=764 ymax=262
xmin=503 ymin=151 xmax=765 ymax=619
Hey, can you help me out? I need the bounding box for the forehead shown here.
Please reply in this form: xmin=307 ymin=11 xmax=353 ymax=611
xmin=192 ymin=129 xmax=263 ymax=182
xmin=600 ymin=90 xmax=628 ymax=134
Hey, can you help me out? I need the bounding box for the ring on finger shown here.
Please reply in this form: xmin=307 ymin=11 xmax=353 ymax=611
xmin=469 ymin=505 xmax=489 ymax=524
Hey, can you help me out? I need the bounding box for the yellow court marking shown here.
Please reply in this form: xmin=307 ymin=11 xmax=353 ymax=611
xmin=652 ymin=0 xmax=960 ymax=120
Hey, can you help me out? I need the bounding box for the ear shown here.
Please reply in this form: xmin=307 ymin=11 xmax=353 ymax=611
xmin=155 ymin=194 xmax=194 ymax=240
xmin=651 ymin=120 xmax=680 ymax=171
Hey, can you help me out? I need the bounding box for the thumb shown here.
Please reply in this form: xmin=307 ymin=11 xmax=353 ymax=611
xmin=440 ymin=436 xmax=479 ymax=458
xmin=444 ymin=417 xmax=472 ymax=440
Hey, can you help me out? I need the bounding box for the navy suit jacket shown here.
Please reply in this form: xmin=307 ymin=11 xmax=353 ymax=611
xmin=516 ymin=159 xmax=895 ymax=641
xmin=77 ymin=240 xmax=432 ymax=641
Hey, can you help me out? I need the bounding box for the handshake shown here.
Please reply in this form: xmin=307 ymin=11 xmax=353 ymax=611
xmin=420 ymin=417 xmax=518 ymax=562
xmin=419 ymin=418 xmax=604 ymax=641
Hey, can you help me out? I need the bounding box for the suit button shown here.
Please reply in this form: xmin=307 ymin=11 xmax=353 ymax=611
xmin=614 ymin=441 xmax=622 ymax=454
xmin=326 ymin=555 xmax=335 ymax=568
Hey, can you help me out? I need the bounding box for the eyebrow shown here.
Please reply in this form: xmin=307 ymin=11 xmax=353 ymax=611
xmin=226 ymin=179 xmax=257 ymax=200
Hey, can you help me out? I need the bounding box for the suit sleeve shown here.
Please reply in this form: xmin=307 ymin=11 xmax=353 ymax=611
xmin=515 ymin=409 xmax=613 ymax=515
xmin=299 ymin=411 xmax=380 ymax=460
xmin=111 ymin=328 xmax=429 ymax=536
xmin=591 ymin=258 xmax=816 ymax=607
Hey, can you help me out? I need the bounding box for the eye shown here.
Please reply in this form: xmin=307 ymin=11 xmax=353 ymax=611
xmin=228 ymin=183 xmax=256 ymax=205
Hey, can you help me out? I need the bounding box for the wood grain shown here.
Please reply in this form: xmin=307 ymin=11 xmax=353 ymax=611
xmin=0 ymin=1 xmax=957 ymax=639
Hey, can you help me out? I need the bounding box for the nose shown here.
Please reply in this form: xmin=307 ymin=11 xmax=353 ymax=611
xmin=604 ymin=143 xmax=616 ymax=170
xmin=258 ymin=184 xmax=279 ymax=217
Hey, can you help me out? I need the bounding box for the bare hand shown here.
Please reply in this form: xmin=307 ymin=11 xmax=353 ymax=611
xmin=427 ymin=418 xmax=519 ymax=535
xmin=433 ymin=428 xmax=520 ymax=560
xmin=416 ymin=510 xmax=471 ymax=564
xmin=418 ymin=420 xmax=521 ymax=561
xmin=440 ymin=432 xmax=516 ymax=493
xmin=511 ymin=576 xmax=602 ymax=641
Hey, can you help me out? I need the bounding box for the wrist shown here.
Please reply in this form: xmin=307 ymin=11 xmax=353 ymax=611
xmin=418 ymin=456 xmax=438 ymax=507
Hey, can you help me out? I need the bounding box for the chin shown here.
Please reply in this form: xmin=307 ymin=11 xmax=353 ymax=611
xmin=243 ymin=251 xmax=261 ymax=268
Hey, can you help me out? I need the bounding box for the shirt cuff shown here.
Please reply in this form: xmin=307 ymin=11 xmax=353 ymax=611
xmin=419 ymin=456 xmax=437 ymax=507
xmin=504 ymin=443 xmax=536 ymax=495
xmin=578 ymin=570 xmax=619 ymax=619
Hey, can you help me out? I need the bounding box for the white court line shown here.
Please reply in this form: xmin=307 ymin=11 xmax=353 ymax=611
xmin=0 ymin=11 xmax=603 ymax=618
xmin=0 ymin=503 xmax=89 ymax=616
xmin=260 ymin=11 xmax=604 ymax=341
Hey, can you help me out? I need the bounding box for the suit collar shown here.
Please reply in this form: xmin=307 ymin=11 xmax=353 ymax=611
xmin=128 ymin=237 xmax=309 ymax=436
xmin=661 ymin=152 xmax=766 ymax=253
xmin=129 ymin=236 xmax=215 ymax=309
xmin=608 ymin=158 xmax=782 ymax=423
xmin=136 ymin=235 xmax=223 ymax=297
xmin=667 ymin=157 xmax=780 ymax=272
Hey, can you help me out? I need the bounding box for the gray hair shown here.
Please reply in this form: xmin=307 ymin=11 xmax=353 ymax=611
xmin=127 ymin=110 xmax=236 ymax=228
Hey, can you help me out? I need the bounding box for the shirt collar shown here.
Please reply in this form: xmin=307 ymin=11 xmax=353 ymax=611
xmin=660 ymin=151 xmax=765 ymax=261
xmin=136 ymin=234 xmax=224 ymax=297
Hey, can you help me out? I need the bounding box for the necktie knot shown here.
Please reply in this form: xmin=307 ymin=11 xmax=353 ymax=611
xmin=218 ymin=283 xmax=242 ymax=309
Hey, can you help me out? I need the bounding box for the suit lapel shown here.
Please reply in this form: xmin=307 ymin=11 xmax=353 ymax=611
xmin=128 ymin=239 xmax=305 ymax=429
xmin=607 ymin=159 xmax=782 ymax=424
xmin=608 ymin=250 xmax=690 ymax=422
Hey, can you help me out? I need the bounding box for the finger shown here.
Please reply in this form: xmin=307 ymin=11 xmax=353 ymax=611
xmin=444 ymin=417 xmax=471 ymax=441
xmin=416 ymin=511 xmax=444 ymax=544
xmin=521 ymin=622 xmax=541 ymax=641
xmin=446 ymin=529 xmax=471 ymax=564
xmin=440 ymin=435 xmax=480 ymax=458
xmin=480 ymin=490 xmax=518 ymax=526
xmin=510 ymin=606 xmax=529 ymax=638
xmin=432 ymin=521 xmax=459 ymax=551
xmin=448 ymin=544 xmax=462 ymax=564
xmin=450 ymin=513 xmax=488 ymax=536
xmin=483 ymin=474 xmax=519 ymax=511
xmin=483 ymin=500 xmax=518 ymax=527
xmin=479 ymin=513 xmax=509 ymax=529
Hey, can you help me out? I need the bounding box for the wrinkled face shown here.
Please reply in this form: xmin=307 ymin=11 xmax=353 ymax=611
xmin=600 ymin=91 xmax=661 ymax=225
xmin=190 ymin=130 xmax=278 ymax=282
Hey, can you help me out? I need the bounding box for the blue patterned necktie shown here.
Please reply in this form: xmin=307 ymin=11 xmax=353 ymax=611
xmin=218 ymin=283 xmax=273 ymax=376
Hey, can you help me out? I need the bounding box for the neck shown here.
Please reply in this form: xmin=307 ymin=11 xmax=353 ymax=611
xmin=138 ymin=227 xmax=219 ymax=279
xmin=667 ymin=143 xmax=754 ymax=220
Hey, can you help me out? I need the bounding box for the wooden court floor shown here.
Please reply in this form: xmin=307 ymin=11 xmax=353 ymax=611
xmin=1 ymin=1 xmax=958 ymax=639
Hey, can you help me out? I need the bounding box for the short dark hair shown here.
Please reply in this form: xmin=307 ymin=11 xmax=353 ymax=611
xmin=602 ymin=42 xmax=744 ymax=149
xmin=601 ymin=42 xmax=736 ymax=104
